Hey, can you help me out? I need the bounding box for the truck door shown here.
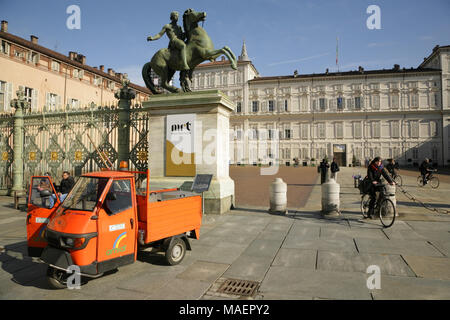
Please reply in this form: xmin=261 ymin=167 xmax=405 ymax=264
xmin=96 ymin=178 xmax=137 ymax=273
xmin=26 ymin=176 xmax=60 ymax=257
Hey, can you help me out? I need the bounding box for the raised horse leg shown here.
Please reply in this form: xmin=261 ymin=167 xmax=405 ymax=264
xmin=205 ymin=47 xmax=237 ymax=70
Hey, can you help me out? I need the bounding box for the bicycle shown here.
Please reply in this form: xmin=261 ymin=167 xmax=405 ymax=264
xmin=417 ymin=170 xmax=439 ymax=189
xmin=360 ymin=184 xmax=396 ymax=228
xmin=391 ymin=173 xmax=402 ymax=187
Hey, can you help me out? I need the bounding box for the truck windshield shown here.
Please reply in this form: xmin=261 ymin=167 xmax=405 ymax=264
xmin=61 ymin=177 xmax=109 ymax=212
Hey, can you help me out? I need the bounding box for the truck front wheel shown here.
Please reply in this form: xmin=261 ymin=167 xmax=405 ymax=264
xmin=165 ymin=238 xmax=186 ymax=266
xmin=46 ymin=266 xmax=69 ymax=289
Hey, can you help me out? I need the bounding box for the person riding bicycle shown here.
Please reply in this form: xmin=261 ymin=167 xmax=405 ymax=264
xmin=419 ymin=158 xmax=434 ymax=185
xmin=386 ymin=158 xmax=399 ymax=177
xmin=366 ymin=157 xmax=395 ymax=218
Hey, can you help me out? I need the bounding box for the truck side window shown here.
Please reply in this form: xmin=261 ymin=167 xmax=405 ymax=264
xmin=103 ymin=179 xmax=133 ymax=216
xmin=30 ymin=177 xmax=54 ymax=208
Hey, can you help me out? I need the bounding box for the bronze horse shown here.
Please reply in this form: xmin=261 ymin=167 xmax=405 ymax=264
xmin=142 ymin=9 xmax=237 ymax=94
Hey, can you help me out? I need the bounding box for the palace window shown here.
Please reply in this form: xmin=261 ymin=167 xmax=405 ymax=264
xmin=0 ymin=81 xmax=5 ymax=111
xmin=284 ymin=129 xmax=292 ymax=140
xmin=390 ymin=94 xmax=399 ymax=109
xmin=319 ymin=98 xmax=326 ymax=111
xmin=372 ymin=121 xmax=381 ymax=138
xmin=300 ymin=123 xmax=309 ymax=139
xmin=46 ymin=92 xmax=60 ymax=111
xmin=391 ymin=121 xmax=400 ymax=138
xmin=354 ymin=96 xmax=362 ymax=110
xmin=252 ymin=101 xmax=259 ymax=113
xmin=337 ymin=97 xmax=344 ymax=110
xmin=51 ymin=61 xmax=60 ymax=72
xmin=410 ymin=121 xmax=419 ymax=138
xmin=284 ymin=100 xmax=288 ymax=112
xmin=268 ymin=100 xmax=275 ymax=112
xmin=0 ymin=40 xmax=10 ymax=55
xmin=353 ymin=122 xmax=362 ymax=139
xmin=318 ymin=123 xmax=326 ymax=139
xmin=335 ymin=122 xmax=343 ymax=139
xmin=236 ymin=101 xmax=241 ymax=113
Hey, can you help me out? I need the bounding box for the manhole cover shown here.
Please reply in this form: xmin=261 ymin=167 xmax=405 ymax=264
xmin=217 ymin=278 xmax=259 ymax=297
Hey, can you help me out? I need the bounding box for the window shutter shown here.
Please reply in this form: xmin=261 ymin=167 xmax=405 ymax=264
xmin=6 ymin=82 xmax=13 ymax=112
xmin=32 ymin=89 xmax=38 ymax=111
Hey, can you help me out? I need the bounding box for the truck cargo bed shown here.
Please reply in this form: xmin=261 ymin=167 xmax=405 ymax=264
xmin=137 ymin=190 xmax=202 ymax=244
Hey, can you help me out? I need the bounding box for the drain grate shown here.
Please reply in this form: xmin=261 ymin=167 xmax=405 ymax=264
xmin=217 ymin=278 xmax=259 ymax=297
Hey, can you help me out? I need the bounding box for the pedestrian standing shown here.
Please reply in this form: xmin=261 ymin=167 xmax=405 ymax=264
xmin=330 ymin=157 xmax=340 ymax=181
xmin=319 ymin=158 xmax=330 ymax=184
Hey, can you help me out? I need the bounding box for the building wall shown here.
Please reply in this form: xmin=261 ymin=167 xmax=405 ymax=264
xmin=0 ymin=34 xmax=149 ymax=114
xmin=192 ymin=47 xmax=449 ymax=166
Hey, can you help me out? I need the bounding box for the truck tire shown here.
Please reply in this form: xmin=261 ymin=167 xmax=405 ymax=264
xmin=46 ymin=266 xmax=69 ymax=289
xmin=164 ymin=237 xmax=186 ymax=266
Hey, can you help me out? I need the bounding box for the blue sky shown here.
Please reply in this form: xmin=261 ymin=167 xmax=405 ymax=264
xmin=1 ymin=0 xmax=449 ymax=86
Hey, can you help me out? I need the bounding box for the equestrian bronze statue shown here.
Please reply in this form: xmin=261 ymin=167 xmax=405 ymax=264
xmin=142 ymin=9 xmax=237 ymax=94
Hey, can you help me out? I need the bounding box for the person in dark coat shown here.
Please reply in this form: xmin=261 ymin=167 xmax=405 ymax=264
xmin=49 ymin=171 xmax=75 ymax=208
xmin=318 ymin=158 xmax=330 ymax=184
xmin=419 ymin=158 xmax=433 ymax=185
xmin=366 ymin=157 xmax=395 ymax=218
xmin=330 ymin=157 xmax=340 ymax=181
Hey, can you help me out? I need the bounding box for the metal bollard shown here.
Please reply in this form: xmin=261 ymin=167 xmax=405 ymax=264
xmin=321 ymin=178 xmax=340 ymax=216
xmin=384 ymin=184 xmax=398 ymax=216
xmin=269 ymin=178 xmax=288 ymax=214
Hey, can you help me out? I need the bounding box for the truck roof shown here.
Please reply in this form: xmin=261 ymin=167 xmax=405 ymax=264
xmin=82 ymin=170 xmax=135 ymax=179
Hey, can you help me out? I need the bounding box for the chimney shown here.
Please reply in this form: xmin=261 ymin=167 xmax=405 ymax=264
xmin=108 ymin=68 xmax=115 ymax=76
xmin=99 ymin=65 xmax=104 ymax=72
xmin=80 ymin=55 xmax=86 ymax=64
xmin=30 ymin=35 xmax=38 ymax=44
xmin=358 ymin=66 xmax=364 ymax=73
xmin=69 ymin=51 xmax=77 ymax=60
xmin=1 ymin=21 xmax=8 ymax=33
xmin=325 ymin=68 xmax=329 ymax=74
xmin=393 ymin=64 xmax=400 ymax=71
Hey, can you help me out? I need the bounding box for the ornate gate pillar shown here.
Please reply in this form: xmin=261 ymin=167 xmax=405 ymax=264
xmin=11 ymin=88 xmax=30 ymax=193
xmin=115 ymin=76 xmax=136 ymax=168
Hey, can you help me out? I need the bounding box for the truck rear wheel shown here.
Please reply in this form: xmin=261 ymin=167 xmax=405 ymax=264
xmin=164 ymin=238 xmax=186 ymax=266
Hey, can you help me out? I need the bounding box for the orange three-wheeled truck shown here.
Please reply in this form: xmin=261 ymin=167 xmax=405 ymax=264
xmin=26 ymin=166 xmax=205 ymax=289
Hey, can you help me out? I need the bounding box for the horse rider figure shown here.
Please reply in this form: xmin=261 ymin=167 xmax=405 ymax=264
xmin=147 ymin=11 xmax=190 ymax=71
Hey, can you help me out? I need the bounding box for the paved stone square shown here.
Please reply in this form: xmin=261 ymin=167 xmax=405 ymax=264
xmin=0 ymin=167 xmax=450 ymax=300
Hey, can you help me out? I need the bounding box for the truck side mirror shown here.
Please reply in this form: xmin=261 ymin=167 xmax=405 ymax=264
xmin=106 ymin=192 xmax=117 ymax=201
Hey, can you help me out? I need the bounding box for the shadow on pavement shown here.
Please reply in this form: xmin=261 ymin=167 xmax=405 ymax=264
xmin=0 ymin=241 xmax=51 ymax=290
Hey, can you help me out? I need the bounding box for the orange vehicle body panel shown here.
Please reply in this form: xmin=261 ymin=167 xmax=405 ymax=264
xmin=46 ymin=209 xmax=99 ymax=267
xmin=138 ymin=194 xmax=202 ymax=243
xmin=26 ymin=176 xmax=60 ymax=251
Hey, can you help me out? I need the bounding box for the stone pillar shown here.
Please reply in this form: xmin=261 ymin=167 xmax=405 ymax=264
xmin=143 ymin=90 xmax=235 ymax=214
xmin=114 ymin=76 xmax=135 ymax=167
xmin=11 ymin=87 xmax=30 ymax=193
xmin=269 ymin=178 xmax=287 ymax=214
xmin=321 ymin=177 xmax=340 ymax=216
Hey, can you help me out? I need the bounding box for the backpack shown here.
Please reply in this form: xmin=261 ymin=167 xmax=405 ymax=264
xmin=358 ymin=176 xmax=371 ymax=194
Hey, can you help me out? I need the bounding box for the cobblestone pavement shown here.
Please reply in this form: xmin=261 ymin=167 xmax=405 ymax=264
xmin=0 ymin=167 xmax=449 ymax=300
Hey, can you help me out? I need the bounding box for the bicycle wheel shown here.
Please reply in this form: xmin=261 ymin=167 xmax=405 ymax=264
xmin=393 ymin=175 xmax=402 ymax=187
xmin=417 ymin=176 xmax=424 ymax=187
xmin=360 ymin=194 xmax=371 ymax=218
xmin=429 ymin=176 xmax=439 ymax=189
xmin=379 ymin=198 xmax=396 ymax=228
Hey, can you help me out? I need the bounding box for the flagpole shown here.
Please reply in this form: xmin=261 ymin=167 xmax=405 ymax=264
xmin=336 ymin=37 xmax=339 ymax=72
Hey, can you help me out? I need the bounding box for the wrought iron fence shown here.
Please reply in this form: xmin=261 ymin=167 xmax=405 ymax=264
xmin=0 ymin=103 xmax=149 ymax=193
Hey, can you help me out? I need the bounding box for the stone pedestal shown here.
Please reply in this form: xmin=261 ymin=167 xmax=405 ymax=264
xmin=143 ymin=90 xmax=235 ymax=214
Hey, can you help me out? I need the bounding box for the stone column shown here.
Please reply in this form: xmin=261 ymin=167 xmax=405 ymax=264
xmin=143 ymin=90 xmax=235 ymax=214
xmin=11 ymin=87 xmax=30 ymax=193
xmin=114 ymin=76 xmax=136 ymax=167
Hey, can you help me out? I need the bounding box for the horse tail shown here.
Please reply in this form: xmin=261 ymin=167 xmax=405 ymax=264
xmin=142 ymin=62 xmax=159 ymax=94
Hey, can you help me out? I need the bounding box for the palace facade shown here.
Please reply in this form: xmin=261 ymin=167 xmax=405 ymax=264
xmin=192 ymin=42 xmax=450 ymax=167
